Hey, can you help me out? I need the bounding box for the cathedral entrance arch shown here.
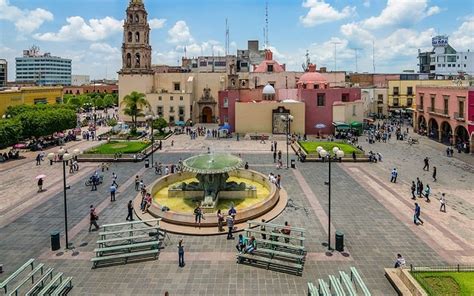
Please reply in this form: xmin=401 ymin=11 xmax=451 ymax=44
xmin=202 ymin=107 xmax=213 ymax=123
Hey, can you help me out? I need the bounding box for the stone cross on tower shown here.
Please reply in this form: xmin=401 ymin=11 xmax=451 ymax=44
xmin=119 ymin=0 xmax=153 ymax=74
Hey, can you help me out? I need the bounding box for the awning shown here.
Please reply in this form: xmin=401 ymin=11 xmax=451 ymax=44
xmin=175 ymin=121 xmax=185 ymax=126
xmin=332 ymin=121 xmax=350 ymax=130
xmin=350 ymin=121 xmax=363 ymax=128
xmin=219 ymin=123 xmax=231 ymax=130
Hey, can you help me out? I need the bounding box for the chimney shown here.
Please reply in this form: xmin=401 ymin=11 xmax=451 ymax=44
xmin=308 ymin=63 xmax=316 ymax=72
xmin=265 ymin=49 xmax=273 ymax=60
xmin=282 ymin=64 xmax=286 ymax=71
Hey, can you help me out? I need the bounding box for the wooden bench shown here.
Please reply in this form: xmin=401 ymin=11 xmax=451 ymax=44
xmin=94 ymin=240 xmax=161 ymax=256
xmin=254 ymin=248 xmax=305 ymax=263
xmin=244 ymin=228 xmax=305 ymax=244
xmin=7 ymin=263 xmax=45 ymax=296
xmin=339 ymin=271 xmax=356 ymax=296
xmin=328 ymin=274 xmax=345 ymax=296
xmin=91 ymin=249 xmax=159 ymax=268
xmin=236 ymin=253 xmax=303 ymax=275
xmin=50 ymin=277 xmax=73 ymax=296
xmin=255 ymin=238 xmax=306 ymax=253
xmin=249 ymin=135 xmax=269 ymax=141
xmin=37 ymin=272 xmax=62 ymax=296
xmin=0 ymin=258 xmax=35 ymax=293
xmin=96 ymin=234 xmax=151 ymax=247
xmin=24 ymin=267 xmax=54 ymax=296
xmin=307 ymin=282 xmax=318 ymax=296
xmin=350 ymin=267 xmax=371 ymax=296
xmin=318 ymin=279 xmax=331 ymax=296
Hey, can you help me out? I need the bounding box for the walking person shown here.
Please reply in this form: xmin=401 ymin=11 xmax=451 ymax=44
xmin=89 ymin=205 xmax=100 ymax=231
xmin=414 ymin=203 xmax=424 ymax=225
xmin=36 ymin=153 xmax=41 ymax=166
xmin=277 ymin=150 xmax=282 ymax=162
xmin=126 ymin=200 xmax=134 ymax=220
xmin=418 ymin=181 xmax=424 ymax=198
xmin=439 ymin=193 xmax=446 ymax=212
xmin=217 ymin=209 xmax=224 ymax=232
xmin=112 ymin=172 xmax=119 ymax=188
xmin=109 ymin=184 xmax=117 ymax=201
xmin=273 ymin=150 xmax=277 ymax=163
xmin=423 ymin=184 xmax=431 ymax=202
xmin=178 ymin=239 xmax=185 ymax=267
xmin=423 ymin=157 xmax=429 ymax=171
xmin=37 ymin=177 xmax=44 ymax=192
xmin=432 ymin=166 xmax=437 ymax=182
xmin=394 ymin=254 xmax=406 ymax=268
xmin=194 ymin=204 xmax=203 ymax=227
xmin=226 ymin=215 xmax=234 ymax=240
xmin=410 ymin=181 xmax=416 ymax=200
xmin=134 ymin=175 xmax=140 ymax=191
xmin=390 ymin=168 xmax=398 ymax=183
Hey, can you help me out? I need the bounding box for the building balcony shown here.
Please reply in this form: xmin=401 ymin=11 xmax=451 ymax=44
xmin=417 ymin=107 xmax=424 ymax=112
xmin=428 ymin=107 xmax=450 ymax=118
xmin=453 ymin=112 xmax=465 ymax=121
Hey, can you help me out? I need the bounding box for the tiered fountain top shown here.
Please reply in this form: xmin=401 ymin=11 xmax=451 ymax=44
xmin=182 ymin=153 xmax=243 ymax=174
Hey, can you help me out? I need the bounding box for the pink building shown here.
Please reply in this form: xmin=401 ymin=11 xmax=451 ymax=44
xmin=414 ymin=86 xmax=473 ymax=152
xmin=218 ymin=63 xmax=361 ymax=134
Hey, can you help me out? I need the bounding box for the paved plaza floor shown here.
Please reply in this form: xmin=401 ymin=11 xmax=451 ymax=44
xmin=0 ymin=129 xmax=473 ymax=295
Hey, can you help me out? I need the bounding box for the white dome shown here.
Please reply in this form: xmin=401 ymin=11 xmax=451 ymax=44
xmin=262 ymin=84 xmax=276 ymax=95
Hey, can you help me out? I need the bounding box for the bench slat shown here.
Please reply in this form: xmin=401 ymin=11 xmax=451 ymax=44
xmin=236 ymin=253 xmax=303 ymax=270
xmin=307 ymin=282 xmax=318 ymax=296
xmin=98 ymin=226 xmax=157 ymax=236
xmin=256 ymin=238 xmax=305 ymax=251
xmin=8 ymin=263 xmax=45 ymax=296
xmin=103 ymin=218 xmax=161 ymax=228
xmin=255 ymin=248 xmax=305 ymax=261
xmin=318 ymin=279 xmax=331 ymax=296
xmin=350 ymin=267 xmax=371 ymax=296
xmin=329 ymin=275 xmax=346 ymax=296
xmin=339 ymin=271 xmax=357 ymax=296
xmin=24 ymin=268 xmax=53 ymax=296
xmin=247 ymin=220 xmax=306 ymax=232
xmin=245 ymin=228 xmax=305 ymax=241
xmin=50 ymin=277 xmax=73 ymax=296
xmin=37 ymin=272 xmax=63 ymax=296
xmin=91 ymin=249 xmax=159 ymax=268
xmin=0 ymin=258 xmax=35 ymax=292
xmin=94 ymin=241 xmax=160 ymax=254
xmin=97 ymin=234 xmax=151 ymax=245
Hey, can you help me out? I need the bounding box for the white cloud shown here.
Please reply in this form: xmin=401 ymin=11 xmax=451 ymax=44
xmin=450 ymin=16 xmax=474 ymax=50
xmin=363 ymin=0 xmax=441 ymax=29
xmin=33 ymin=16 xmax=122 ymax=41
xmin=299 ymin=0 xmax=355 ymax=27
xmin=340 ymin=22 xmax=374 ymax=48
xmin=363 ymin=0 xmax=370 ymax=8
xmin=89 ymin=43 xmax=120 ymax=55
xmin=149 ymin=18 xmax=166 ymax=30
xmin=0 ymin=0 xmax=53 ymax=33
xmin=376 ymin=28 xmax=436 ymax=60
xmin=167 ymin=20 xmax=193 ymax=43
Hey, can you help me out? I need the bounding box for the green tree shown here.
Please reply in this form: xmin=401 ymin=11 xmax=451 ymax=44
xmin=0 ymin=119 xmax=23 ymax=149
xmin=103 ymin=94 xmax=115 ymax=108
xmin=95 ymin=96 xmax=105 ymax=109
xmin=121 ymin=91 xmax=149 ymax=129
xmin=67 ymin=96 xmax=82 ymax=108
xmin=152 ymin=117 xmax=168 ymax=133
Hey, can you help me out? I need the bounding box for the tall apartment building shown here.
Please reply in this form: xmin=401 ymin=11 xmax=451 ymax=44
xmin=0 ymin=59 xmax=7 ymax=87
xmin=15 ymin=46 xmax=72 ymax=86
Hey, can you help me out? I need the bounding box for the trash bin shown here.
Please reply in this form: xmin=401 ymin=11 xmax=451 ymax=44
xmin=145 ymin=159 xmax=150 ymax=168
xmin=335 ymin=230 xmax=344 ymax=252
xmin=291 ymin=158 xmax=296 ymax=169
xmin=50 ymin=231 xmax=60 ymax=251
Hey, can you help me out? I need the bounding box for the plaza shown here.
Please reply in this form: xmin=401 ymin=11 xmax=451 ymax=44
xmin=0 ymin=124 xmax=473 ymax=295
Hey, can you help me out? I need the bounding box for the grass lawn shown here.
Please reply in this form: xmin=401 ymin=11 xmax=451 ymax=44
xmin=298 ymin=141 xmax=363 ymax=155
xmin=412 ymin=271 xmax=474 ymax=296
xmin=86 ymin=141 xmax=150 ymax=154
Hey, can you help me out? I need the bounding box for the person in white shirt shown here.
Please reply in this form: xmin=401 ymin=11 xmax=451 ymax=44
xmin=394 ymin=254 xmax=406 ymax=268
xmin=439 ymin=193 xmax=446 ymax=212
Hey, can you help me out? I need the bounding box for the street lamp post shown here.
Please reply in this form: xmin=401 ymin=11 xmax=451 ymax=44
xmin=145 ymin=114 xmax=158 ymax=167
xmin=47 ymin=148 xmax=80 ymax=250
xmin=280 ymin=114 xmax=294 ymax=169
xmin=319 ymin=146 xmax=344 ymax=251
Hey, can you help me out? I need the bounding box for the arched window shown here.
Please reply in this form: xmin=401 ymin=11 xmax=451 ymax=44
xmin=128 ymin=32 xmax=132 ymax=42
xmin=135 ymin=14 xmax=139 ymax=23
xmin=135 ymin=53 xmax=141 ymax=68
xmin=129 ymin=14 xmax=133 ymax=22
xmin=135 ymin=32 xmax=140 ymax=43
xmin=126 ymin=53 xmax=132 ymax=68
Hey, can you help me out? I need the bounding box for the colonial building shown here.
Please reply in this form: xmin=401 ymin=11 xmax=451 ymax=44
xmin=0 ymin=86 xmax=63 ymax=116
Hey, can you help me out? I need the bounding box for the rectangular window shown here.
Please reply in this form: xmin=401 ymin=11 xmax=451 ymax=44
xmin=179 ymin=115 xmax=185 ymax=121
xmin=170 ymin=96 xmax=173 ymax=101
xmin=157 ymin=106 xmax=163 ymax=116
xmin=223 ymin=97 xmax=229 ymax=108
xmin=407 ymin=87 xmax=413 ymax=95
xmin=341 ymin=93 xmax=349 ymax=102
xmin=443 ymin=96 xmax=449 ymax=114
xmin=267 ymin=64 xmax=273 ymax=72
xmin=178 ymin=106 xmax=185 ymax=116
xmin=393 ymin=98 xmax=399 ymax=106
xmin=174 ymin=83 xmax=180 ymax=91
xmin=158 ymin=96 xmax=162 ymax=101
xmin=180 ymin=96 xmax=183 ymax=101
xmin=448 ymin=64 xmax=451 ymax=67
xmin=447 ymin=56 xmax=456 ymax=62
xmin=169 ymin=106 xmax=174 ymax=113
xmin=377 ymin=94 xmax=383 ymax=104
xmin=393 ymin=87 xmax=399 ymax=95
xmin=431 ymin=95 xmax=435 ymax=109
xmin=169 ymin=116 xmax=175 ymax=123
xmin=317 ymin=93 xmax=325 ymax=106
xmin=352 ymin=105 xmax=356 ymax=116
xmin=459 ymin=100 xmax=464 ymax=116
xmin=407 ymin=98 xmax=413 ymax=106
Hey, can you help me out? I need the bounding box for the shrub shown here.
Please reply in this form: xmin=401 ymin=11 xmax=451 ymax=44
xmin=0 ymin=119 xmax=23 ymax=149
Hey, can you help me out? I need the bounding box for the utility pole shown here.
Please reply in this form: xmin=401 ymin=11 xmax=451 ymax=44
xmin=372 ymin=40 xmax=376 ymax=73
xmin=351 ymin=48 xmax=361 ymax=73
xmin=225 ymin=18 xmax=229 ymax=56
xmin=265 ymin=0 xmax=269 ymax=48
xmin=331 ymin=41 xmax=341 ymax=86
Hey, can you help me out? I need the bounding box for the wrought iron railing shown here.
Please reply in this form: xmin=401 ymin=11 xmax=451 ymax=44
xmin=453 ymin=112 xmax=465 ymax=121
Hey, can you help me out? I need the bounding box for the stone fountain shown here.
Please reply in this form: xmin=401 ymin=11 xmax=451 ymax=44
xmin=169 ymin=153 xmax=256 ymax=209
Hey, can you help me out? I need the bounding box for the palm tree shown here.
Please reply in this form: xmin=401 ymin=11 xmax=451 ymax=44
xmin=121 ymin=91 xmax=149 ymax=129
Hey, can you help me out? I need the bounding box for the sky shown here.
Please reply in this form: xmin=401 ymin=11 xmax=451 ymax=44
xmin=0 ymin=0 xmax=473 ymax=80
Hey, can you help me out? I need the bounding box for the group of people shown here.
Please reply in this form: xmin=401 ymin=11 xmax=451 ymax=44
xmin=268 ymin=172 xmax=282 ymax=189
xmin=154 ymin=159 xmax=183 ymax=175
xmin=0 ymin=149 xmax=20 ymax=162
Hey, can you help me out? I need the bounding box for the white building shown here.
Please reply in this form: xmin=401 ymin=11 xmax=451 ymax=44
xmin=429 ymin=36 xmax=474 ymax=76
xmin=71 ymin=75 xmax=90 ymax=86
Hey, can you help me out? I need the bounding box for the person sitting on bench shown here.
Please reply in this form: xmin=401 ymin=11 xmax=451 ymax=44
xmin=236 ymin=234 xmax=246 ymax=253
xmin=244 ymin=236 xmax=257 ymax=254
xmin=281 ymin=221 xmax=291 ymax=243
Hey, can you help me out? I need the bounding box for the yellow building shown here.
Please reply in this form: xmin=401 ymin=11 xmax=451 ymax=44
xmin=0 ymin=87 xmax=63 ymax=116
xmin=387 ymin=80 xmax=467 ymax=109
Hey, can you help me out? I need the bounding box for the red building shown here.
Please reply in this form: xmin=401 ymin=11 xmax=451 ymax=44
xmin=63 ymin=84 xmax=118 ymax=95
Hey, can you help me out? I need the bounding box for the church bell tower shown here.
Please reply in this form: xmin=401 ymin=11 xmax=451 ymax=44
xmin=119 ymin=0 xmax=153 ymax=74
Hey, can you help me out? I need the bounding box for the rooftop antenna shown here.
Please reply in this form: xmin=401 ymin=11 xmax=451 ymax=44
xmin=351 ymin=47 xmax=361 ymax=73
xmin=265 ymin=0 xmax=269 ymax=48
xmin=372 ymin=40 xmax=376 ymax=73
xmin=184 ymin=46 xmax=187 ymax=59
xmin=225 ymin=18 xmax=230 ymax=56
xmin=302 ymin=49 xmax=310 ymax=71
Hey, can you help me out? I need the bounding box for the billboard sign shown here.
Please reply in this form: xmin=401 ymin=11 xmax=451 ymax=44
xmin=432 ymin=36 xmax=448 ymax=47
